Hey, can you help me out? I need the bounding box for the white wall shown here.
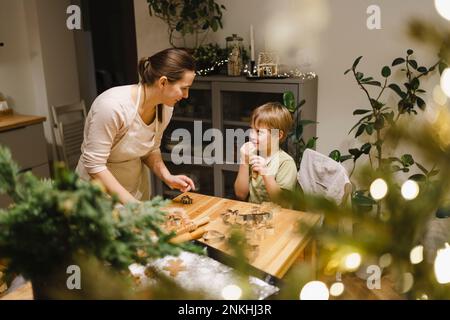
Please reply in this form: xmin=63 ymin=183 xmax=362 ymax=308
xmin=134 ymin=0 xmax=443 ymax=154
xmin=0 ymin=0 xmax=81 ymax=161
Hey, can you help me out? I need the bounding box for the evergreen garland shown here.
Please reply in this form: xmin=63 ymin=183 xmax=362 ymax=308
xmin=0 ymin=146 xmax=201 ymax=281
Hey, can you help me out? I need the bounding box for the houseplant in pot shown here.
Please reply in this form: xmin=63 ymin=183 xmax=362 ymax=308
xmin=0 ymin=146 xmax=200 ymax=299
xmin=146 ymin=0 xmax=226 ymax=49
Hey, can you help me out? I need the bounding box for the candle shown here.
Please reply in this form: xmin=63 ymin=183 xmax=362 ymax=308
xmin=250 ymin=24 xmax=255 ymax=61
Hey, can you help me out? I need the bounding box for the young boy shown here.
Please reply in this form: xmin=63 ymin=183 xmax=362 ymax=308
xmin=234 ymin=102 xmax=298 ymax=205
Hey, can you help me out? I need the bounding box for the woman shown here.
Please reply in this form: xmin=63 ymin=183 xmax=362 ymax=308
xmin=76 ymin=48 xmax=196 ymax=204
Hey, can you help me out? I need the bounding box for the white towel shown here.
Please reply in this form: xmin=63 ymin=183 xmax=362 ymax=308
xmin=298 ymin=149 xmax=351 ymax=204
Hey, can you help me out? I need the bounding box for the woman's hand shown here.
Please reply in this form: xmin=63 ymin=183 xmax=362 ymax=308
xmin=165 ymin=174 xmax=196 ymax=192
xmin=250 ymin=155 xmax=270 ymax=176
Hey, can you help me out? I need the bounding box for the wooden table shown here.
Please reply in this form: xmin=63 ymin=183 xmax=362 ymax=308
xmin=166 ymin=192 xmax=322 ymax=279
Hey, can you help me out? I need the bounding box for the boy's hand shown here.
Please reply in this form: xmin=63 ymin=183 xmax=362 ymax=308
xmin=250 ymin=155 xmax=270 ymax=176
xmin=240 ymin=142 xmax=257 ymax=165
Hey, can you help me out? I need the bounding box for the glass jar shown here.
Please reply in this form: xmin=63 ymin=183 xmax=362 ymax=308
xmin=226 ymin=34 xmax=244 ymax=76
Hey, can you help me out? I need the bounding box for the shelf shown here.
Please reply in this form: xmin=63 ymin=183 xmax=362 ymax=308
xmin=172 ymin=116 xmax=212 ymax=123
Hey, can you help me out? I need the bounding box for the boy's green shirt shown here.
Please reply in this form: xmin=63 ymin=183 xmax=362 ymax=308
xmin=248 ymin=150 xmax=298 ymax=204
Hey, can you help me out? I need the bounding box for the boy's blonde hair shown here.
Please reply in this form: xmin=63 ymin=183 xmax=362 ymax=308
xmin=250 ymin=102 xmax=293 ymax=142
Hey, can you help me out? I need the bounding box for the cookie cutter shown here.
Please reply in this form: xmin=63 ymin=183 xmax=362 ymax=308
xmin=202 ymin=230 xmax=225 ymax=244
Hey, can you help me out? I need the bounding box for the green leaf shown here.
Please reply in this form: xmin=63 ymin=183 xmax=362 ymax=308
xmin=353 ymin=109 xmax=371 ymax=115
xmin=356 ymin=72 xmax=364 ymax=80
xmin=365 ymin=81 xmax=382 ymax=87
xmin=348 ymin=114 xmax=372 ymax=134
xmin=306 ymin=137 xmax=318 ymax=149
xmin=370 ymin=99 xmax=384 ymax=110
xmin=297 ymin=99 xmax=306 ymax=109
xmin=417 ymin=97 xmax=426 ymax=110
xmin=389 ymin=84 xmax=406 ymax=98
xmin=392 ymin=58 xmax=405 ymax=66
xmin=355 ymin=124 xmax=366 ymax=138
xmin=353 ymin=56 xmax=363 ymax=70
xmin=417 ymin=66 xmax=428 ymax=73
xmin=360 ymin=143 xmax=371 ymax=154
xmin=416 ymin=89 xmax=426 ymax=93
xmin=339 ymin=155 xmax=353 ymax=162
xmin=361 ymin=77 xmax=374 ymax=82
xmin=283 ymin=91 xmax=296 ymax=112
xmin=415 ymin=162 xmax=429 ymax=175
xmin=329 ymin=150 xmax=341 ymax=162
xmin=428 ymin=170 xmax=439 ymax=177
xmin=298 ymin=120 xmax=318 ymax=126
xmin=365 ymin=124 xmax=374 ymax=135
xmin=409 ymin=174 xmax=427 ymax=182
xmin=374 ymin=116 xmax=385 ymax=130
xmin=349 ymin=148 xmax=362 ymax=161
xmin=401 ymin=154 xmax=414 ymax=166
xmin=408 ymin=60 xmax=418 ymax=69
xmin=352 ymin=192 xmax=376 ymax=206
xmin=411 ymin=78 xmax=420 ymax=90
xmin=407 ymin=49 xmax=414 ymax=55
xmin=382 ymin=66 xmax=391 ymax=77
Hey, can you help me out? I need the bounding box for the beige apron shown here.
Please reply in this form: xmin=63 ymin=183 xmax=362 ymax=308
xmin=76 ymin=84 xmax=161 ymax=200
xmin=105 ymin=84 xmax=159 ymax=201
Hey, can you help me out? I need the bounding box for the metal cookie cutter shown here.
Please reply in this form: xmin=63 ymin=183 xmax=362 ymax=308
xmin=221 ymin=209 xmax=239 ymax=225
xmin=202 ymin=230 xmax=225 ymax=244
xmin=180 ymin=195 xmax=193 ymax=205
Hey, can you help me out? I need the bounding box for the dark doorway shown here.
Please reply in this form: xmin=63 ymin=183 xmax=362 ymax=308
xmin=86 ymin=0 xmax=139 ymax=94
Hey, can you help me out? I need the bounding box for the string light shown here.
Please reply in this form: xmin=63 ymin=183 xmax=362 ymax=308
xmin=435 ymin=0 xmax=450 ymax=20
xmin=329 ymin=282 xmax=345 ymax=297
xmin=370 ymin=178 xmax=388 ymax=200
xmin=400 ymin=273 xmax=414 ymax=294
xmin=379 ymin=253 xmax=392 ymax=268
xmin=344 ymin=252 xmax=362 ymax=271
xmin=221 ymin=284 xmax=242 ymax=300
xmin=299 ymin=281 xmax=329 ymax=300
xmin=434 ymin=243 xmax=450 ymax=284
xmin=440 ymin=68 xmax=450 ymax=98
xmin=401 ymin=180 xmax=420 ymax=200
xmin=410 ymin=245 xmax=424 ymax=264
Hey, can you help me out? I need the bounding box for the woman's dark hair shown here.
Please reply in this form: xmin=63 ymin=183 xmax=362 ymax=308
xmin=138 ymin=48 xmax=196 ymax=85
xmin=138 ymin=48 xmax=196 ymax=122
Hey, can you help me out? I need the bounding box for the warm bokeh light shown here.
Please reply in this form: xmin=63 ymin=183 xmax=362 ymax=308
xmin=410 ymin=245 xmax=424 ymax=264
xmin=400 ymin=273 xmax=414 ymax=294
xmin=221 ymin=284 xmax=242 ymax=300
xmin=434 ymin=243 xmax=450 ymax=284
xmin=440 ymin=68 xmax=450 ymax=98
xmin=370 ymin=178 xmax=388 ymax=200
xmin=379 ymin=253 xmax=392 ymax=268
xmin=329 ymin=282 xmax=345 ymax=297
xmin=299 ymin=281 xmax=329 ymax=300
xmin=401 ymin=180 xmax=420 ymax=200
xmin=344 ymin=253 xmax=362 ymax=271
xmin=435 ymin=0 xmax=450 ymax=20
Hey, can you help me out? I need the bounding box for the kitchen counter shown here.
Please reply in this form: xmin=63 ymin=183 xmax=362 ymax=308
xmin=0 ymin=113 xmax=46 ymax=133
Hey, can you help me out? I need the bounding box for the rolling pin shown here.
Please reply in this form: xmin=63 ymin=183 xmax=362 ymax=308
xmin=175 ymin=216 xmax=210 ymax=236
xmin=170 ymin=226 xmax=207 ymax=244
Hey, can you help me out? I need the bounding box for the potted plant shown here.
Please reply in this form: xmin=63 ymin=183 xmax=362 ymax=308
xmin=146 ymin=0 xmax=226 ymax=49
xmin=0 ymin=146 xmax=199 ymax=299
